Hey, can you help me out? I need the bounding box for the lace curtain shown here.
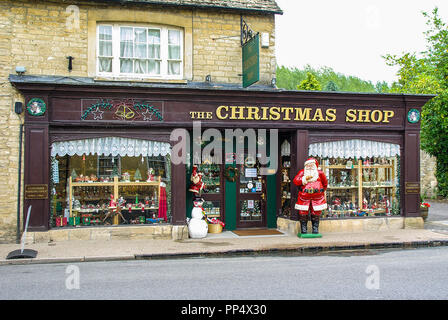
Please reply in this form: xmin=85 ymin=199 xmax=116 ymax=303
xmin=120 ymin=27 xmax=162 ymax=74
xmin=98 ymin=26 xmax=112 ymax=73
xmin=51 ymin=137 xmax=171 ymax=157
xmin=309 ymin=139 xmax=400 ymax=159
xmin=168 ymin=30 xmax=181 ymax=75
xmin=120 ymin=27 xmax=134 ymax=73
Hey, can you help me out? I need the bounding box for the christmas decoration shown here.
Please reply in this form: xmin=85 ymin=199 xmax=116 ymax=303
xmin=27 ymin=98 xmax=46 ymax=116
xmin=158 ymin=182 xmax=168 ymax=221
xmin=71 ymin=169 xmax=78 ymax=180
xmin=147 ymin=168 xmax=155 ymax=182
xmin=293 ymin=157 xmax=328 ymax=238
xmin=112 ymin=165 xmax=119 ymax=178
xmin=188 ymin=165 xmax=206 ymax=194
xmin=224 ymin=166 xmax=238 ymax=182
xmin=186 ymin=197 xmax=208 ymax=238
xmin=134 ymin=168 xmax=142 ymax=181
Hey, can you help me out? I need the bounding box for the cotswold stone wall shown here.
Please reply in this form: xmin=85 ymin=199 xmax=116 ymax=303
xmin=0 ymin=0 xmax=276 ymax=242
xmin=192 ymin=11 xmax=276 ymax=84
xmin=420 ymin=149 xmax=438 ymax=199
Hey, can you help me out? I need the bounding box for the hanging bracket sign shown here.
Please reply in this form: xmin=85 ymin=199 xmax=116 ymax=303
xmin=241 ymin=16 xmax=259 ymax=88
xmin=242 ymin=33 xmax=260 ymax=88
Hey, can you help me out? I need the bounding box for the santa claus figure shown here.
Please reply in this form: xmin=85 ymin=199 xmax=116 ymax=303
xmin=188 ymin=165 xmax=206 ymax=194
xmin=293 ymin=158 xmax=328 ymax=236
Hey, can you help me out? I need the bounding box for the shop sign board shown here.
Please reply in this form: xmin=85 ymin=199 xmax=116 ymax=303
xmin=25 ymin=184 xmax=48 ymax=199
xmin=405 ymin=182 xmax=420 ymax=194
xmin=242 ymin=34 xmax=260 ymax=88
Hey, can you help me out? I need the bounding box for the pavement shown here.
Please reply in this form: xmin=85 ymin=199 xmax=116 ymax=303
xmin=1 ymin=199 xmax=448 ymax=265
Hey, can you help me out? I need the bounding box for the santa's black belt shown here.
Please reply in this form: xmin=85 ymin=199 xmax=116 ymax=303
xmin=303 ymin=188 xmax=324 ymax=194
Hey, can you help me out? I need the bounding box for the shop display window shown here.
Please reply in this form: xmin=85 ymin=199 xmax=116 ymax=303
xmin=50 ymin=138 xmax=171 ymax=228
xmin=202 ymin=200 xmax=221 ymax=218
xmin=194 ymin=162 xmax=225 ymax=223
xmin=279 ymin=138 xmax=292 ymax=218
xmin=309 ymin=139 xmax=401 ymax=219
xmin=198 ymin=164 xmax=221 ymax=194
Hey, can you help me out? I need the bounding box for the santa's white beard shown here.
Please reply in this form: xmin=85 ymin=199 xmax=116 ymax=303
xmin=304 ymin=166 xmax=318 ymax=182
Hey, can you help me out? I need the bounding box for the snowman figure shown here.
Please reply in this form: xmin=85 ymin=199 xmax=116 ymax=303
xmin=187 ymin=197 xmax=208 ymax=238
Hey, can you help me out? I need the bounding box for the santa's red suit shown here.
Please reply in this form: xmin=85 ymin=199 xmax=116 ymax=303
xmin=188 ymin=165 xmax=206 ymax=194
xmin=293 ymin=158 xmax=328 ymax=216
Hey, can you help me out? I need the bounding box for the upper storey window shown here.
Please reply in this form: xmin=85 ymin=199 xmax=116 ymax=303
xmin=97 ymin=24 xmax=183 ymax=79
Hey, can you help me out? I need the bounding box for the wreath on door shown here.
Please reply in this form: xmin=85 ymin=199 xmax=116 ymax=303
xmin=224 ymin=166 xmax=239 ymax=182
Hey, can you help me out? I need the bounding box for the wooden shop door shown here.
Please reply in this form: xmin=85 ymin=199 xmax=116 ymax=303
xmin=236 ymin=153 xmax=267 ymax=228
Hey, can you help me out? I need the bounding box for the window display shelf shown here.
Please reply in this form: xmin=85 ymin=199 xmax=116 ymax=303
xmin=327 ymin=186 xmax=358 ymax=189
xmin=362 ymin=185 xmax=395 ymax=188
xmin=69 ymin=176 xmax=162 ymax=221
xmin=320 ymin=157 xmax=398 ymax=218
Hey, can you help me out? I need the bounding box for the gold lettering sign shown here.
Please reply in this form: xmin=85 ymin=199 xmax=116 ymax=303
xmin=25 ymin=184 xmax=48 ymax=199
xmin=189 ymin=106 xmax=396 ymax=123
xmin=405 ymin=182 xmax=420 ymax=194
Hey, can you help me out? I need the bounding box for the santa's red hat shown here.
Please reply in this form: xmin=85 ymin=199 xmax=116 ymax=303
xmin=304 ymin=158 xmax=319 ymax=168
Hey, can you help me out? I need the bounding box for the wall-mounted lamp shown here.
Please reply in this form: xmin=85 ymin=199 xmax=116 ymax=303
xmin=271 ymin=77 xmax=277 ymax=87
xmin=205 ymin=75 xmax=212 ymax=82
xmin=15 ymin=66 xmax=26 ymax=75
xmin=66 ymin=56 xmax=74 ymax=72
xmin=14 ymin=102 xmax=23 ymax=114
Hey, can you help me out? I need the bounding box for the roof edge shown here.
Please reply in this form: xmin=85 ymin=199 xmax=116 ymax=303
xmin=9 ymin=75 xmax=436 ymax=104
xmin=81 ymin=0 xmax=283 ymax=15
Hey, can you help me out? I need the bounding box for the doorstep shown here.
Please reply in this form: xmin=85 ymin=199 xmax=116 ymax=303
xmin=25 ymin=224 xmax=189 ymax=243
xmin=204 ymin=230 xmax=288 ymax=239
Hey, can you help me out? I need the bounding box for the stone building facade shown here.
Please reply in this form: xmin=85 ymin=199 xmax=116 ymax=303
xmin=0 ymin=0 xmax=281 ymax=242
xmin=420 ymin=150 xmax=438 ymax=199
xmin=1 ymin=0 xmax=434 ymax=245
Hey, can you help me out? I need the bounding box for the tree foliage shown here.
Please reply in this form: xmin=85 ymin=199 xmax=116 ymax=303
xmin=297 ymin=72 xmax=321 ymax=91
xmin=384 ymin=7 xmax=448 ymax=197
xmin=323 ymin=80 xmax=339 ymax=92
xmin=276 ymin=65 xmax=382 ymax=93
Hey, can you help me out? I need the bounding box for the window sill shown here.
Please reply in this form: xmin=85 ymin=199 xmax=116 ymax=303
xmin=94 ymin=76 xmax=187 ymax=85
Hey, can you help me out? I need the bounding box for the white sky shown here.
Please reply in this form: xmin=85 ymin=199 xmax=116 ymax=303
xmin=274 ymin=0 xmax=448 ymax=84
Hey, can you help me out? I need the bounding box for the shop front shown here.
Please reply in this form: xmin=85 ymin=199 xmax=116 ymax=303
xmin=11 ymin=75 xmax=433 ymax=238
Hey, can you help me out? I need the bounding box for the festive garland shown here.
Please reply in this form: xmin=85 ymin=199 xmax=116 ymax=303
xmin=81 ymin=100 xmax=163 ymax=121
xmin=133 ymin=103 xmax=164 ymax=121
xmin=224 ymin=166 xmax=239 ymax=182
xmin=81 ymin=100 xmax=113 ymax=120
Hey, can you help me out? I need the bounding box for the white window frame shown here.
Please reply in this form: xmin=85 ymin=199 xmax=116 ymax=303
xmin=96 ymin=23 xmax=184 ymax=80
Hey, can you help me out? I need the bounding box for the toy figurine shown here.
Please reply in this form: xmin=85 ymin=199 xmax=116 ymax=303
xmin=109 ymin=194 xmax=116 ymax=208
xmin=186 ymin=197 xmax=208 ymax=238
xmin=282 ymin=169 xmax=290 ymax=183
xmin=293 ymin=158 xmax=328 ymax=237
xmin=188 ymin=165 xmax=206 ymax=194
xmin=103 ymin=195 xmax=127 ymax=224
xmin=147 ymin=168 xmax=155 ymax=182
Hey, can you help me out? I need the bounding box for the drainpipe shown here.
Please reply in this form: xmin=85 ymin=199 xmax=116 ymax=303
xmin=16 ymin=123 xmax=23 ymax=244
